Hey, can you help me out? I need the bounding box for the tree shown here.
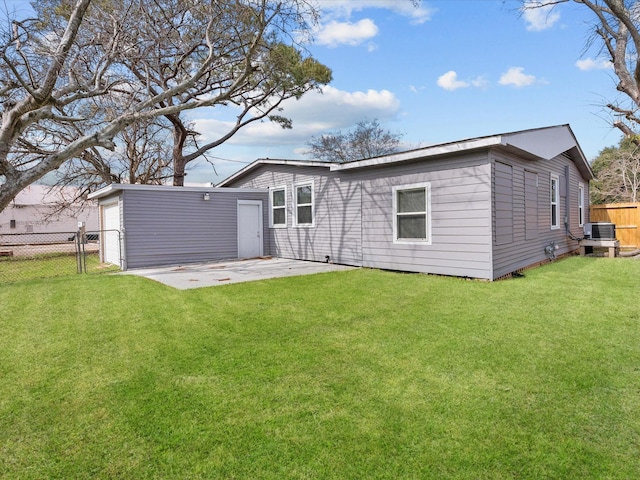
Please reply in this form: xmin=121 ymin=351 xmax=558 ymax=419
xmin=0 ymin=0 xmax=331 ymax=212
xmin=522 ymin=1 xmax=640 ymax=139
xmin=590 ymin=137 xmax=640 ymax=203
xmin=54 ymin=116 xmax=176 ymax=197
xmin=305 ymin=119 xmax=404 ymax=163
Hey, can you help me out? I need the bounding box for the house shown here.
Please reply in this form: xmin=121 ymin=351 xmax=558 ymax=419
xmin=87 ymin=184 xmax=269 ymax=270
xmin=217 ymin=125 xmax=593 ymax=280
xmin=88 ymin=125 xmax=593 ymax=280
xmin=0 ymin=184 xmax=98 ymax=235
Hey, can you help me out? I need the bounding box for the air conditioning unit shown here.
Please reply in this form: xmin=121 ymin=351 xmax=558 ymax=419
xmin=584 ymin=222 xmax=616 ymax=240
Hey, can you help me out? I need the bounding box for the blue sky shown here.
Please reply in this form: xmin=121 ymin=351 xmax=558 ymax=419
xmin=191 ymin=0 xmax=625 ymax=184
xmin=3 ymin=0 xmax=626 ymax=185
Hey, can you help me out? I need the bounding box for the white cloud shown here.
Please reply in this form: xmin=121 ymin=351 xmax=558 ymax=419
xmin=499 ymin=67 xmax=537 ymax=87
xmin=521 ymin=1 xmax=561 ymax=31
xmin=436 ymin=71 xmax=487 ymax=91
xmin=437 ymin=71 xmax=469 ymax=91
xmin=317 ymin=0 xmax=435 ymax=25
xmin=576 ymin=57 xmax=613 ymax=71
xmin=316 ymin=19 xmax=379 ymax=47
xmin=191 ymin=86 xmax=401 ymax=147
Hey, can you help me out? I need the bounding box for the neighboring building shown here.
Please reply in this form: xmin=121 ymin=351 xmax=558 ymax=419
xmin=0 ymin=185 xmax=99 ymax=235
xmin=89 ymin=125 xmax=593 ymax=280
xmin=219 ymin=125 xmax=593 ymax=280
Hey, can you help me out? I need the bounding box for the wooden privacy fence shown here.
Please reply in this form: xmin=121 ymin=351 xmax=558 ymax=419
xmin=590 ymin=202 xmax=640 ymax=249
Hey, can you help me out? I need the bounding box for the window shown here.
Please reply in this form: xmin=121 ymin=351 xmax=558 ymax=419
xmin=550 ymin=174 xmax=559 ymax=229
xmin=294 ymin=182 xmax=314 ymax=227
xmin=393 ymin=183 xmax=431 ymax=243
xmin=578 ymin=183 xmax=585 ymax=227
xmin=10 ymin=219 xmax=16 ymax=229
xmin=269 ymin=186 xmax=286 ymax=228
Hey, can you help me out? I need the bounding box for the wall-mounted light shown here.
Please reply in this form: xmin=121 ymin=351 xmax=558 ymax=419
xmin=203 ymin=193 xmax=210 ymax=201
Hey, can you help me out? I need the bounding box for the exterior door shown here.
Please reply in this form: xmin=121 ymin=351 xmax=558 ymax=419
xmin=102 ymin=201 xmax=121 ymax=266
xmin=237 ymin=200 xmax=263 ymax=259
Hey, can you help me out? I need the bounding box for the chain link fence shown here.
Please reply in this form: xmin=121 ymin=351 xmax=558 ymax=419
xmin=0 ymin=230 xmax=121 ymax=285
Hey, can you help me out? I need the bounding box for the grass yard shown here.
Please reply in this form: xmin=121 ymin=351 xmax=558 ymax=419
xmin=1 ymin=256 xmax=639 ymax=479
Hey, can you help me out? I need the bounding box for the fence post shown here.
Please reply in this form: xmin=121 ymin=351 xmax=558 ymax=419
xmin=76 ymin=222 xmax=86 ymax=274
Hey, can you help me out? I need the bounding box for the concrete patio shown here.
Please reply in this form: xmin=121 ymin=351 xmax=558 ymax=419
xmin=122 ymin=256 xmax=355 ymax=289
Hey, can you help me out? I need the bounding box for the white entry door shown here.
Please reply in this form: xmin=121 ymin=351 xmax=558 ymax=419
xmin=237 ymin=200 xmax=263 ymax=259
xmin=102 ymin=201 xmax=121 ymax=266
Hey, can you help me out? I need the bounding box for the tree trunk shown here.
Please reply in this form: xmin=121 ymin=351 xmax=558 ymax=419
xmin=169 ymin=115 xmax=189 ymax=186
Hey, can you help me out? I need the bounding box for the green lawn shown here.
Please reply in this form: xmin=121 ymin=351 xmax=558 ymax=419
xmin=1 ymin=257 xmax=639 ymax=479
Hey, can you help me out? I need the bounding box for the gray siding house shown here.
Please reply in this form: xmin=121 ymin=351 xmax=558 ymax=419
xmin=88 ymin=184 xmax=269 ymax=270
xmin=218 ymin=125 xmax=593 ymax=280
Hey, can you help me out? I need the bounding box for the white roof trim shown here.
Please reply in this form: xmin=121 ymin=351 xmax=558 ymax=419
xmin=215 ymin=124 xmax=593 ymax=183
xmin=88 ymin=183 xmax=266 ymax=200
xmin=331 ymin=136 xmax=502 ymax=171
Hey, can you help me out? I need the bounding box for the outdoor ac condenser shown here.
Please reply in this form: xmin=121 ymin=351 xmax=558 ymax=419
xmin=583 ymin=222 xmax=616 ymax=240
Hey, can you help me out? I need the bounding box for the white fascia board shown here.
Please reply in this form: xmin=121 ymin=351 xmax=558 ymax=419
xmin=331 ymin=136 xmax=502 ymax=171
xmin=87 ymin=184 xmax=118 ymax=200
xmin=88 ymin=183 xmax=266 ymax=200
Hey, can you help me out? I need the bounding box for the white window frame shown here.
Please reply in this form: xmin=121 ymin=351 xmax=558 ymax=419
xmin=269 ymin=186 xmax=287 ymax=228
xmin=550 ymin=174 xmax=560 ymax=230
xmin=393 ymin=182 xmax=432 ymax=245
xmin=578 ymin=182 xmax=585 ymax=227
xmin=294 ymin=181 xmax=314 ymax=228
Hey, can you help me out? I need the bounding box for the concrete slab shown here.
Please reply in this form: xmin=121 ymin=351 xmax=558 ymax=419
xmin=122 ymin=257 xmax=356 ymax=290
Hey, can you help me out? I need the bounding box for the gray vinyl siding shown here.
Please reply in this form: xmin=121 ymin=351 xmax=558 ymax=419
xmin=223 ymin=141 xmax=589 ymax=281
xmin=490 ymin=150 xmax=589 ymax=278
xmin=524 ymin=170 xmax=538 ymax=240
xmin=119 ymin=189 xmax=268 ymax=269
xmin=354 ymin=154 xmax=494 ymax=280
xmin=494 ymin=162 xmax=514 ymax=245
xmin=225 ymin=164 xmax=363 ymax=266
xmin=226 ymin=155 xmax=494 ymax=279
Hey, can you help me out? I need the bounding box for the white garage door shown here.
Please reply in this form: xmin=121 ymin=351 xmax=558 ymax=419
xmin=102 ymin=202 xmax=121 ymax=266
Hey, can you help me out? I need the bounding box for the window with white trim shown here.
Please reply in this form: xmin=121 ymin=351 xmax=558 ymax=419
xmin=294 ymin=182 xmax=314 ymax=227
xmin=393 ymin=183 xmax=431 ymax=243
xmin=269 ymin=186 xmax=286 ymax=228
xmin=578 ymin=183 xmax=585 ymax=227
xmin=550 ymin=174 xmax=559 ymax=229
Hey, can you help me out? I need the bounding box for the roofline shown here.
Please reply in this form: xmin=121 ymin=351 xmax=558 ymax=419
xmin=216 ymin=158 xmax=332 ymax=187
xmin=563 ymin=124 xmax=595 ymax=180
xmin=330 ymin=136 xmax=502 ymax=171
xmin=88 ymin=183 xmax=266 ymax=200
xmin=215 ymin=124 xmax=594 ymax=184
xmin=333 ymin=124 xmax=593 ymax=180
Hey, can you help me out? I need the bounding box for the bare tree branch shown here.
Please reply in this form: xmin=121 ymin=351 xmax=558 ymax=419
xmin=0 ymin=0 xmax=332 ymax=211
xmin=522 ymin=0 xmax=640 ymax=140
xmin=306 ymin=119 xmax=404 ymax=163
